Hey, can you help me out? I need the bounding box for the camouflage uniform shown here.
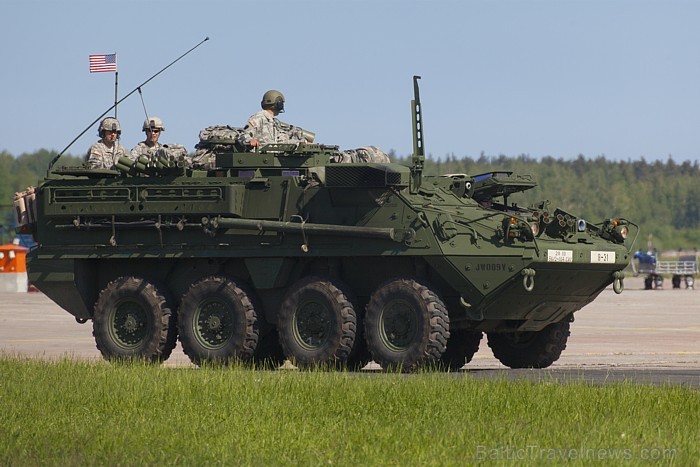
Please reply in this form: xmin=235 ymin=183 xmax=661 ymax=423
xmin=239 ymin=110 xmax=307 ymax=146
xmin=130 ymin=141 xmax=162 ymax=159
xmin=85 ymin=140 xmax=133 ymax=169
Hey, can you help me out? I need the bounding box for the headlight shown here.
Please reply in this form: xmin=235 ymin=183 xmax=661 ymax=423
xmin=601 ymin=218 xmax=629 ymax=243
xmin=615 ymin=224 xmax=629 ymax=240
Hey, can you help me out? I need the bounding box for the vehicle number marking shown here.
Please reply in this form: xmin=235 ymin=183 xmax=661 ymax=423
xmin=591 ymin=251 xmax=615 ymax=263
xmin=547 ymin=249 xmax=573 ymax=263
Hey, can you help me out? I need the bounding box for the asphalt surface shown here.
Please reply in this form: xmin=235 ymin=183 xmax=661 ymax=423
xmin=1 ymin=276 xmax=698 ymax=387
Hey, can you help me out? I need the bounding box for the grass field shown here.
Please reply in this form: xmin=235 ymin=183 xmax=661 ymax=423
xmin=1 ymin=357 xmax=697 ymax=465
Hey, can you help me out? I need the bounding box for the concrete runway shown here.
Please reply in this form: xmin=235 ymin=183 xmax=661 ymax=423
xmin=1 ymin=276 xmax=698 ymax=386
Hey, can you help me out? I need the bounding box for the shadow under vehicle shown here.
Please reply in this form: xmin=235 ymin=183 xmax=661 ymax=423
xmin=16 ymin=77 xmax=637 ymax=371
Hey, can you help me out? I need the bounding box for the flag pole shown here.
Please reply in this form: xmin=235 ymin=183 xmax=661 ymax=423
xmin=114 ymin=52 xmax=118 ymax=119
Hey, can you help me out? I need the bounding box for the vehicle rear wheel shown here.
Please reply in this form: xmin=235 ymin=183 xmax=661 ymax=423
xmin=365 ymin=278 xmax=449 ymax=372
xmin=177 ymin=276 xmax=258 ymax=366
xmin=278 ymin=276 xmax=356 ymax=368
xmin=93 ymin=276 xmax=175 ymax=362
xmin=487 ymin=319 xmax=571 ymax=369
xmin=440 ymin=329 xmax=482 ymax=370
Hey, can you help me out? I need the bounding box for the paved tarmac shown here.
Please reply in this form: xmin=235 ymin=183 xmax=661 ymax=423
xmin=1 ymin=276 xmax=698 ymax=386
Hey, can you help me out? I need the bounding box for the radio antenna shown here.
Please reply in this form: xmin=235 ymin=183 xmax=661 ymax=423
xmin=48 ymin=36 xmax=210 ymax=171
xmin=138 ymin=88 xmax=150 ymax=121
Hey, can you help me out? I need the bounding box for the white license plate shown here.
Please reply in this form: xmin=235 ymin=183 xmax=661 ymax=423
xmin=591 ymin=251 xmax=616 ymax=263
xmin=547 ymin=249 xmax=573 ymax=263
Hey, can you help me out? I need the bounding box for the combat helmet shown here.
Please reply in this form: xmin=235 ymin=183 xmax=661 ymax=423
xmin=98 ymin=117 xmax=121 ymax=137
xmin=261 ymin=90 xmax=285 ymax=113
xmin=143 ymin=117 xmax=165 ymax=132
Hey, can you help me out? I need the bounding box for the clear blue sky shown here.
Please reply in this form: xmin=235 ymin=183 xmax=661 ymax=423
xmin=2 ymin=0 xmax=700 ymax=163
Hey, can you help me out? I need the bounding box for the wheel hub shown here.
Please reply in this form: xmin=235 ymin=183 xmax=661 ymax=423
xmin=206 ymin=315 xmax=222 ymax=331
xmin=111 ymin=300 xmax=149 ymax=348
xmin=295 ymin=300 xmax=331 ymax=349
xmin=123 ymin=314 xmax=139 ymax=333
xmin=195 ymin=299 xmax=233 ymax=349
xmin=381 ymin=300 xmax=417 ymax=351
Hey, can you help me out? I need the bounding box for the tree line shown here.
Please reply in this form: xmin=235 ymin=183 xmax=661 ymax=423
xmin=2 ymin=149 xmax=699 ymax=251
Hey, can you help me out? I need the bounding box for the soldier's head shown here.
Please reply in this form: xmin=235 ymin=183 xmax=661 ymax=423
xmin=143 ymin=117 xmax=165 ymax=145
xmin=261 ymin=90 xmax=285 ymax=115
xmin=98 ymin=117 xmax=121 ymax=141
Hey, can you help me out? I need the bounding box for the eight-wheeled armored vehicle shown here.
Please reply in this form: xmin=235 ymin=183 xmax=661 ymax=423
xmin=16 ymin=77 xmax=637 ymax=370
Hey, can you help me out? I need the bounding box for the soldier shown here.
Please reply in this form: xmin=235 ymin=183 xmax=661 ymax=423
xmin=239 ymin=90 xmax=389 ymax=163
xmin=132 ymin=117 xmax=188 ymax=161
xmin=85 ymin=117 xmax=132 ymax=169
xmin=131 ymin=117 xmax=166 ymax=158
xmin=239 ymin=90 xmax=311 ymax=148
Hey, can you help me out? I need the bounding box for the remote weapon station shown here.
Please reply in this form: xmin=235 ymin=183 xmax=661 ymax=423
xmin=17 ymin=73 xmax=636 ymax=370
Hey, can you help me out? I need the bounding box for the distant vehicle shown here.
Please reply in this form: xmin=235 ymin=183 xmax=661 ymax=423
xmin=632 ymin=249 xmax=697 ymax=289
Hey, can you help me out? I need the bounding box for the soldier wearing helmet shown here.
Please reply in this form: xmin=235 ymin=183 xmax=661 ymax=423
xmin=85 ymin=117 xmax=133 ymax=169
xmin=131 ymin=117 xmax=166 ymax=158
xmin=239 ymin=90 xmax=312 ymax=148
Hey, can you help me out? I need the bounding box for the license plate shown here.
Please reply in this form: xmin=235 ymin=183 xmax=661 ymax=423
xmin=591 ymin=251 xmax=616 ymax=263
xmin=547 ymin=249 xmax=573 ymax=263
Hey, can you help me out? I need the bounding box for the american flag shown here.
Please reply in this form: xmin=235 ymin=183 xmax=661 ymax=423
xmin=89 ymin=53 xmax=117 ymax=73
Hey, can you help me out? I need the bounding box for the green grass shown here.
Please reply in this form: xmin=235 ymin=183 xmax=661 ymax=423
xmin=0 ymin=357 xmax=697 ymax=465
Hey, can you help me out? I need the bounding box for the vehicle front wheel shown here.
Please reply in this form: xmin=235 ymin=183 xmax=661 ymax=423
xmin=278 ymin=276 xmax=357 ymax=368
xmin=364 ymin=278 xmax=449 ymax=372
xmin=487 ymin=319 xmax=571 ymax=369
xmin=93 ymin=276 xmax=176 ymax=362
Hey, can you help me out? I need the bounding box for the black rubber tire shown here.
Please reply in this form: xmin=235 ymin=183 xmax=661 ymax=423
xmin=654 ymin=276 xmax=664 ymax=289
xmin=364 ymin=278 xmax=449 ymax=372
xmin=93 ymin=276 xmax=176 ymax=363
xmin=644 ymin=276 xmax=653 ymax=290
xmin=672 ymin=275 xmax=682 ymax=289
xmin=685 ymin=275 xmax=695 ymax=289
xmin=440 ymin=329 xmax=482 ymax=371
xmin=278 ymin=276 xmax=356 ymax=368
xmin=177 ymin=276 xmax=258 ymax=366
xmin=487 ymin=319 xmax=571 ymax=369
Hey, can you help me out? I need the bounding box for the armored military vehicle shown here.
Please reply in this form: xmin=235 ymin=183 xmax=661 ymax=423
xmin=16 ymin=77 xmax=636 ymax=370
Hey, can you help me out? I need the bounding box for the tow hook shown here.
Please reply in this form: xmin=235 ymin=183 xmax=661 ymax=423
xmin=522 ymin=268 xmax=536 ymax=292
xmin=612 ymin=271 xmax=624 ymax=294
